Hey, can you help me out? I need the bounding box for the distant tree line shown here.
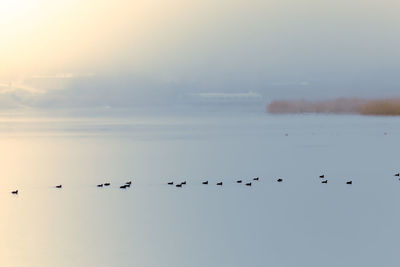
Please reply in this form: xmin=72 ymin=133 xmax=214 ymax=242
xmin=267 ymin=98 xmax=400 ymax=116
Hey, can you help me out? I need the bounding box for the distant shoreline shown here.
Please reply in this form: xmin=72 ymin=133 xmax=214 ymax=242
xmin=267 ymin=98 xmax=400 ymax=116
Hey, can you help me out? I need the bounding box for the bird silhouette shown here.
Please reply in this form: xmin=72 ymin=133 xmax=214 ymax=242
xmin=176 ymin=183 xmax=182 ymax=188
xmin=321 ymin=180 xmax=328 ymax=184
xmin=277 ymin=178 xmax=283 ymax=182
xmin=11 ymin=190 xmax=18 ymax=195
xmin=120 ymin=185 xmax=128 ymax=189
xmin=246 ymin=182 xmax=252 ymax=186
xmin=236 ymin=180 xmax=242 ymax=183
xmin=55 ymin=185 xmax=62 ymax=189
xmin=319 ymin=175 xmax=325 ymax=178
xmin=202 ymin=181 xmax=208 ymax=184
xmin=167 ymin=182 xmax=173 ymax=185
xmin=253 ymin=177 xmax=259 ymax=181
xmin=104 ymin=183 xmax=110 ymax=186
xmin=346 ymin=181 xmax=352 ymax=184
xmin=216 ymin=182 xmax=223 ymax=186
xmin=97 ymin=184 xmax=103 ymax=187
xmin=395 ymin=173 xmax=400 ymax=177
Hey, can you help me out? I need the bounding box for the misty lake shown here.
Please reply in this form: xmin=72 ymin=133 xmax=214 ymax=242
xmin=1 ymin=110 xmax=399 ymax=267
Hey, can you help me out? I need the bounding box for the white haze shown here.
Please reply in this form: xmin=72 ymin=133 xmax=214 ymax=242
xmin=0 ymin=0 xmax=399 ymax=112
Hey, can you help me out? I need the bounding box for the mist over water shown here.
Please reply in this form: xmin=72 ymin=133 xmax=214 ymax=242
xmin=1 ymin=0 xmax=400 ymax=266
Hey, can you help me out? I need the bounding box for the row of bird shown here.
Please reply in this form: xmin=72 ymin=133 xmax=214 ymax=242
xmin=97 ymin=181 xmax=131 ymax=188
xmin=9 ymin=173 xmax=400 ymax=195
xmin=169 ymin=175 xmax=354 ymax=187
xmin=319 ymin=174 xmax=355 ymax=184
xmin=10 ymin=181 xmax=133 ymax=195
xmin=170 ymin=177 xmax=262 ymax=187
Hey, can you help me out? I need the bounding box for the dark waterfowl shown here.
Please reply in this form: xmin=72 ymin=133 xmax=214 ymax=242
xmin=125 ymin=183 xmax=131 ymax=188
xmin=104 ymin=183 xmax=110 ymax=186
xmin=253 ymin=177 xmax=259 ymax=181
xmin=202 ymin=181 xmax=208 ymax=185
xmin=216 ymin=182 xmax=223 ymax=186
xmin=346 ymin=181 xmax=352 ymax=184
xmin=126 ymin=181 xmax=132 ymax=185
xmin=277 ymin=178 xmax=283 ymax=182
xmin=167 ymin=182 xmax=173 ymax=185
xmin=181 ymin=181 xmax=187 ymax=185
xmin=11 ymin=190 xmax=18 ymax=195
xmin=176 ymin=183 xmax=182 ymax=188
xmin=246 ymin=182 xmax=252 ymax=186
xmin=321 ymin=180 xmax=328 ymax=184
xmin=97 ymin=184 xmax=103 ymax=187
xmin=319 ymin=175 xmax=325 ymax=178
xmin=120 ymin=185 xmax=128 ymax=189
xmin=236 ymin=180 xmax=242 ymax=183
xmin=395 ymin=173 xmax=400 ymax=177
xmin=55 ymin=185 xmax=62 ymax=189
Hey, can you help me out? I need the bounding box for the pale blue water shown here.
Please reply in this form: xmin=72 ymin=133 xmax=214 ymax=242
xmin=1 ymin=111 xmax=400 ymax=267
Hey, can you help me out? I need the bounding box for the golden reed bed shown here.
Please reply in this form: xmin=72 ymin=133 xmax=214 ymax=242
xmin=267 ymin=98 xmax=400 ymax=116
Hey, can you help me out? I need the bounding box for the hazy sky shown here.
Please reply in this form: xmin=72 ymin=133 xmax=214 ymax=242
xmin=1 ymin=0 xmax=399 ymax=109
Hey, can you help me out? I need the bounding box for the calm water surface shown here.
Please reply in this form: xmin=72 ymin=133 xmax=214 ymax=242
xmin=1 ymin=111 xmax=400 ymax=267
